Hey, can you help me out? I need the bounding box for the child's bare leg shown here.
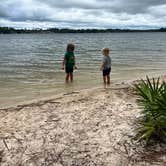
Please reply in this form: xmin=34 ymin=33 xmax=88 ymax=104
xmin=103 ymin=76 xmax=106 ymax=84
xmin=70 ymin=73 xmax=73 ymax=82
xmin=66 ymin=74 xmax=70 ymax=83
xmin=107 ymin=75 xmax=110 ymax=84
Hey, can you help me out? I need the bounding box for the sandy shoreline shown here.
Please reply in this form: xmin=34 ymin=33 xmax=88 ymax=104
xmin=0 ymin=76 xmax=166 ymax=165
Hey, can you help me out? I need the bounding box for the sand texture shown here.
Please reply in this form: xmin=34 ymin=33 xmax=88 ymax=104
xmin=0 ymin=81 xmax=166 ymax=166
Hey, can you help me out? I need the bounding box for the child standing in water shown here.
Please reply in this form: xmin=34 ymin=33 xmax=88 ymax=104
xmin=100 ymin=48 xmax=111 ymax=84
xmin=62 ymin=43 xmax=76 ymax=83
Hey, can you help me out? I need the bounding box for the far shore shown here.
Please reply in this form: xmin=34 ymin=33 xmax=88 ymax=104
xmin=0 ymin=75 xmax=165 ymax=165
xmin=0 ymin=27 xmax=166 ymax=34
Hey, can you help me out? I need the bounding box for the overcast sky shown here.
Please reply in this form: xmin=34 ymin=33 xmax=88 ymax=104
xmin=0 ymin=0 xmax=166 ymax=29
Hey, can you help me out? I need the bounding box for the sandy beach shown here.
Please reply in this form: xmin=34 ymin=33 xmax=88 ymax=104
xmin=0 ymin=77 xmax=166 ymax=166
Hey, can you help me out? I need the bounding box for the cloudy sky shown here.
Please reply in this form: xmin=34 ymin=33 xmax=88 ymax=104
xmin=0 ymin=0 xmax=166 ymax=29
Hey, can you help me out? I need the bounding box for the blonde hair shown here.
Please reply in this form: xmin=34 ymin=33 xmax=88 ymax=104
xmin=102 ymin=48 xmax=110 ymax=55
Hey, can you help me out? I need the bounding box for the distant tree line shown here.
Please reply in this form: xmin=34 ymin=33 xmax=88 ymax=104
xmin=0 ymin=27 xmax=166 ymax=34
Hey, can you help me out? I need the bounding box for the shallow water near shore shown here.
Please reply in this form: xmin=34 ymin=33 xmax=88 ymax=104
xmin=0 ymin=32 xmax=166 ymax=108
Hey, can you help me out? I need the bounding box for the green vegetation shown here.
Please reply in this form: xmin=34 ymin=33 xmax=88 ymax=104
xmin=0 ymin=27 xmax=16 ymax=33
xmin=134 ymin=76 xmax=166 ymax=144
xmin=0 ymin=27 xmax=166 ymax=34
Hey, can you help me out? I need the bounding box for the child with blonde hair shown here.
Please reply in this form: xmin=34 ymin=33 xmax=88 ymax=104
xmin=100 ymin=48 xmax=111 ymax=84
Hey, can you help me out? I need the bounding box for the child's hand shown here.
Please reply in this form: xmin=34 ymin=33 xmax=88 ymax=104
xmin=62 ymin=67 xmax=64 ymax=70
xmin=74 ymin=66 xmax=78 ymax=69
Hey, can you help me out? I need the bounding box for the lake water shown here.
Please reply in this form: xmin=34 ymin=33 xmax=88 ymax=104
xmin=0 ymin=32 xmax=166 ymax=108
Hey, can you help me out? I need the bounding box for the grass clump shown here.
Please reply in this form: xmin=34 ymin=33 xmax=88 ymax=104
xmin=134 ymin=76 xmax=166 ymax=144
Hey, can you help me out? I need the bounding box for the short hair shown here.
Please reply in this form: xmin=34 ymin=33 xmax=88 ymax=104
xmin=102 ymin=48 xmax=110 ymax=53
xmin=66 ymin=43 xmax=75 ymax=52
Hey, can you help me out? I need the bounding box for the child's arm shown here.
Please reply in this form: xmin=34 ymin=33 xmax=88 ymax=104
xmin=100 ymin=63 xmax=104 ymax=70
xmin=100 ymin=58 xmax=104 ymax=70
xmin=100 ymin=57 xmax=105 ymax=70
xmin=62 ymin=56 xmax=65 ymax=70
xmin=74 ymin=56 xmax=77 ymax=69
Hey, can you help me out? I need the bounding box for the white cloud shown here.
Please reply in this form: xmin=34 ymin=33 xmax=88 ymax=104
xmin=0 ymin=0 xmax=166 ymax=29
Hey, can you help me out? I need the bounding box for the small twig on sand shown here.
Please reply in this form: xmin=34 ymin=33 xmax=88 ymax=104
xmin=15 ymin=146 xmax=27 ymax=166
xmin=2 ymin=138 xmax=9 ymax=151
xmin=63 ymin=91 xmax=79 ymax=95
xmin=123 ymin=142 xmax=130 ymax=156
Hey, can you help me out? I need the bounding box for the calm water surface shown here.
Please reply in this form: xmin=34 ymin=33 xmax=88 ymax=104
xmin=0 ymin=32 xmax=166 ymax=107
